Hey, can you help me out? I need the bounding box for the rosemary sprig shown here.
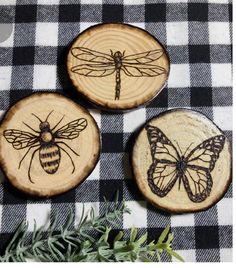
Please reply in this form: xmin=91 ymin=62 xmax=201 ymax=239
xmin=0 ymin=195 xmax=183 ymax=262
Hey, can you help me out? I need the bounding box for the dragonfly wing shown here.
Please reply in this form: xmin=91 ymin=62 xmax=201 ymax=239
xmin=123 ymin=49 xmax=164 ymax=64
xmin=71 ymin=63 xmax=116 ymax=77
xmin=71 ymin=47 xmax=114 ymax=64
xmin=122 ymin=64 xmax=167 ymax=77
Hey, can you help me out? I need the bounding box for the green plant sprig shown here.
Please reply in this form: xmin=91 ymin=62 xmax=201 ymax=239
xmin=0 ymin=195 xmax=183 ymax=262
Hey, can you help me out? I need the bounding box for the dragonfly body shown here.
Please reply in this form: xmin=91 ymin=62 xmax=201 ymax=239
xmin=70 ymin=47 xmax=167 ymax=100
xmin=113 ymin=51 xmax=123 ymax=100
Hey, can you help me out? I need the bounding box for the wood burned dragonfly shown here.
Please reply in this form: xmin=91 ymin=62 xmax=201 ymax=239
xmin=70 ymin=47 xmax=167 ymax=100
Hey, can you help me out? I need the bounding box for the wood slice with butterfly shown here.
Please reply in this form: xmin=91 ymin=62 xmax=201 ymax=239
xmin=132 ymin=109 xmax=231 ymax=213
xmin=67 ymin=23 xmax=170 ymax=110
xmin=0 ymin=93 xmax=100 ymax=197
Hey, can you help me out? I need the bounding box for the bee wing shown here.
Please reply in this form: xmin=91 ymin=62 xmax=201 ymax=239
xmin=71 ymin=47 xmax=114 ymax=64
xmin=3 ymin=129 xmax=39 ymax=150
xmin=123 ymin=49 xmax=164 ymax=64
xmin=54 ymin=118 xmax=88 ymax=140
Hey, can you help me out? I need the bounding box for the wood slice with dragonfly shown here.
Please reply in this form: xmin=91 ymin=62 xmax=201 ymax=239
xmin=67 ymin=23 xmax=170 ymax=110
xmin=132 ymin=109 xmax=232 ymax=213
xmin=0 ymin=93 xmax=100 ymax=197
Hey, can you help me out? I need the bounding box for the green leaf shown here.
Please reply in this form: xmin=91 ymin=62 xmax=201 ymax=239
xmin=130 ymin=227 xmax=138 ymax=242
xmin=5 ymin=221 xmax=26 ymax=253
xmin=62 ymin=208 xmax=74 ymax=233
xmin=90 ymin=207 xmax=95 ymax=221
xmin=114 ymin=231 xmax=124 ymax=244
xmin=0 ymin=192 xmax=183 ymax=263
xmin=49 ymin=214 xmax=58 ymax=235
xmin=141 ymin=256 xmax=153 ymax=262
xmin=136 ymin=232 xmax=147 ymax=246
xmin=77 ymin=204 xmax=85 ymax=228
xmin=166 ymin=232 xmax=174 ymax=244
xmin=167 ymin=249 xmax=185 ymax=262
xmin=158 ymin=225 xmax=170 ymax=244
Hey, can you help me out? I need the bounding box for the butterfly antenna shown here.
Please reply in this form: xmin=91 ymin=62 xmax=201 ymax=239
xmin=110 ymin=49 xmax=113 ymax=57
xmin=174 ymin=140 xmax=183 ymax=155
xmin=31 ymin=113 xmax=43 ymax=123
xmin=45 ymin=110 xmax=54 ymax=122
xmin=183 ymin=142 xmax=194 ymax=157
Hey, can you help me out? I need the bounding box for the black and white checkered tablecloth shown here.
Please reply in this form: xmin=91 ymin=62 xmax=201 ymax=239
xmin=0 ymin=0 xmax=232 ymax=262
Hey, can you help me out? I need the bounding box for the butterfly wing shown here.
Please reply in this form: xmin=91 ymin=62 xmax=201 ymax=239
xmin=71 ymin=47 xmax=114 ymax=64
xmin=123 ymin=49 xmax=164 ymax=64
xmin=186 ymin=135 xmax=225 ymax=171
xmin=182 ymin=168 xmax=212 ymax=203
xmin=146 ymin=125 xmax=180 ymax=161
xmin=148 ymin=159 xmax=179 ymax=197
xmin=182 ymin=135 xmax=226 ymax=202
xmin=3 ymin=129 xmax=39 ymax=150
xmin=54 ymin=118 xmax=87 ymax=140
xmin=146 ymin=125 xmax=180 ymax=197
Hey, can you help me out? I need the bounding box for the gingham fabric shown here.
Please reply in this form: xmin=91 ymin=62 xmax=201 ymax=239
xmin=0 ymin=0 xmax=232 ymax=262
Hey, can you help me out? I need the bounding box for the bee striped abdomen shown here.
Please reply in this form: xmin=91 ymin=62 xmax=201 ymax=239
xmin=39 ymin=143 xmax=61 ymax=174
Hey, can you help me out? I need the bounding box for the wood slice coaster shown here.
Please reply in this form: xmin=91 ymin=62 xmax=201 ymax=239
xmin=132 ymin=109 xmax=231 ymax=213
xmin=67 ymin=23 xmax=170 ymax=111
xmin=0 ymin=93 xmax=100 ymax=197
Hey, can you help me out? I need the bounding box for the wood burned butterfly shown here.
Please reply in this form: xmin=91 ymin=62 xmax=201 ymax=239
xmin=70 ymin=47 xmax=167 ymax=100
xmin=146 ymin=125 xmax=225 ymax=203
xmin=3 ymin=111 xmax=87 ymax=183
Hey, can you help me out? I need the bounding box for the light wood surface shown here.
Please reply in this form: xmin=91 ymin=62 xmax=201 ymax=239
xmin=132 ymin=109 xmax=231 ymax=213
xmin=0 ymin=93 xmax=100 ymax=197
xmin=67 ymin=23 xmax=170 ymax=110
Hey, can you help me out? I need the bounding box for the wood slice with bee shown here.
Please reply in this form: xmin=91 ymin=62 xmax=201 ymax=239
xmin=132 ymin=109 xmax=232 ymax=213
xmin=0 ymin=93 xmax=100 ymax=197
xmin=67 ymin=23 xmax=170 ymax=111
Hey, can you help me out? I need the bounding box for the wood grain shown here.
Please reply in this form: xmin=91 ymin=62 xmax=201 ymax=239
xmin=132 ymin=109 xmax=231 ymax=213
xmin=0 ymin=93 xmax=100 ymax=197
xmin=67 ymin=23 xmax=170 ymax=111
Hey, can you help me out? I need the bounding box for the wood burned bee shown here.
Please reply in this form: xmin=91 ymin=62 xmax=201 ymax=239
xmin=3 ymin=111 xmax=87 ymax=183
